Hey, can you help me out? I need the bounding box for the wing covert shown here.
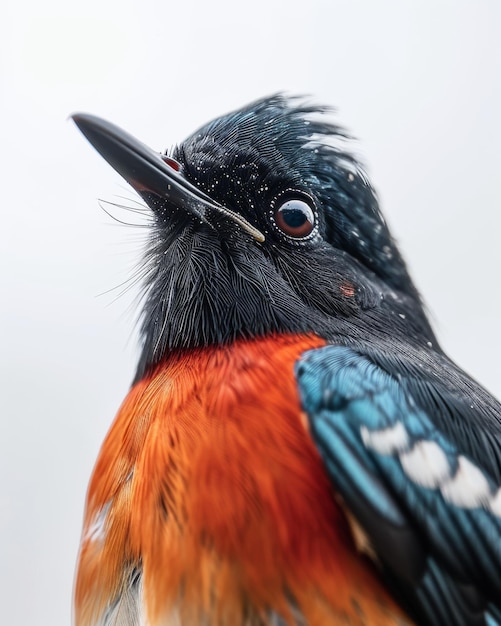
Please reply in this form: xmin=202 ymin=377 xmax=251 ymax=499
xmin=296 ymin=345 xmax=501 ymax=625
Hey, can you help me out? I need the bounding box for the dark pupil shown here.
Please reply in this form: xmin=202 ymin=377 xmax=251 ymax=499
xmin=282 ymin=207 xmax=307 ymax=228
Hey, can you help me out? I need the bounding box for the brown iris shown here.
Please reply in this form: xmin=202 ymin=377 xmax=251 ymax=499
xmin=274 ymin=198 xmax=316 ymax=238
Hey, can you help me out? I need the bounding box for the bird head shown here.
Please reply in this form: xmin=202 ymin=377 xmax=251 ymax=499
xmin=73 ymin=95 xmax=435 ymax=379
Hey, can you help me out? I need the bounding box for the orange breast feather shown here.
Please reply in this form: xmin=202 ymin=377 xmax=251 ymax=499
xmin=75 ymin=334 xmax=413 ymax=626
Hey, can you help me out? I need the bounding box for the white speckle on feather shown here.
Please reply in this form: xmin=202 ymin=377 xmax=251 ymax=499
xmin=85 ymin=502 xmax=111 ymax=544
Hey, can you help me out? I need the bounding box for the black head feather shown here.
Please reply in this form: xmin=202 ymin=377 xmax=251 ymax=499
xmin=131 ymin=95 xmax=436 ymax=379
xmin=72 ymin=96 xmax=438 ymax=380
xmin=177 ymin=96 xmax=416 ymax=295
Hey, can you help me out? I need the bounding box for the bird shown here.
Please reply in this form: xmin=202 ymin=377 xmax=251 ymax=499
xmin=71 ymin=95 xmax=501 ymax=626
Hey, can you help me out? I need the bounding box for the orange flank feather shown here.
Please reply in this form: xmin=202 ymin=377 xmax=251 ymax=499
xmin=75 ymin=334 xmax=414 ymax=626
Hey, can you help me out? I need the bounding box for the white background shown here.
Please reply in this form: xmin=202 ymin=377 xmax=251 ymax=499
xmin=1 ymin=1 xmax=500 ymax=624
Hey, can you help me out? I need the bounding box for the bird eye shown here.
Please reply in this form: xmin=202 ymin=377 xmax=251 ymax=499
xmin=272 ymin=195 xmax=317 ymax=239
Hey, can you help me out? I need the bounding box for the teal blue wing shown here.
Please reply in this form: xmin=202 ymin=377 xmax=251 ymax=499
xmin=296 ymin=345 xmax=501 ymax=626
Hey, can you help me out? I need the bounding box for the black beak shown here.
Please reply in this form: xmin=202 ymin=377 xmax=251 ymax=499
xmin=71 ymin=113 xmax=265 ymax=243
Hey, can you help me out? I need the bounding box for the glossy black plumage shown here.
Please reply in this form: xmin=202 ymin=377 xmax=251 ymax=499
xmin=124 ymin=96 xmax=435 ymax=380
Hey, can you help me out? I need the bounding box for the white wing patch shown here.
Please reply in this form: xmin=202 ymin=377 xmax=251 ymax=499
xmin=399 ymin=440 xmax=450 ymax=489
xmin=361 ymin=424 xmax=501 ymax=516
xmin=360 ymin=422 xmax=408 ymax=455
xmin=440 ymin=456 xmax=491 ymax=509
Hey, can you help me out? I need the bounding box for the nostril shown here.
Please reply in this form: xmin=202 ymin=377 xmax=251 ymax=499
xmin=161 ymin=156 xmax=182 ymax=172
